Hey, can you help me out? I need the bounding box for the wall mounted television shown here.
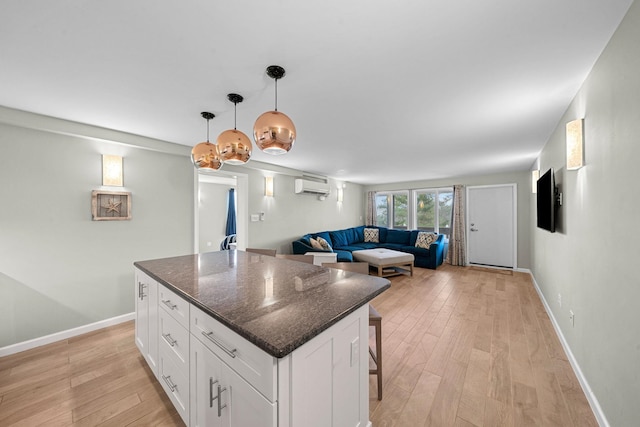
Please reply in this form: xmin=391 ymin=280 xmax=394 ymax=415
xmin=536 ymin=168 xmax=557 ymax=232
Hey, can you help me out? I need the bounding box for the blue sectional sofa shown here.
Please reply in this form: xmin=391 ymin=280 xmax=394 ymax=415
xmin=292 ymin=225 xmax=447 ymax=269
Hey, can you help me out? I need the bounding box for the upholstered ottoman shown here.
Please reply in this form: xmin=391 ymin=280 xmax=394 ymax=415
xmin=352 ymin=248 xmax=414 ymax=277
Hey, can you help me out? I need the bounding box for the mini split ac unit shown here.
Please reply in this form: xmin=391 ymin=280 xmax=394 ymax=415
xmin=294 ymin=178 xmax=330 ymax=195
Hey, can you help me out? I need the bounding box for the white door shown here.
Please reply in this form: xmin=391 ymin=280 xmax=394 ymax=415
xmin=467 ymin=185 xmax=516 ymax=268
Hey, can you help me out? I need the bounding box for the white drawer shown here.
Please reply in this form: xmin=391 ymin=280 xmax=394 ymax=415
xmin=159 ymin=345 xmax=190 ymax=426
xmin=159 ymin=284 xmax=190 ymax=328
xmin=159 ymin=309 xmax=189 ymax=374
xmin=190 ymin=304 xmax=277 ymax=402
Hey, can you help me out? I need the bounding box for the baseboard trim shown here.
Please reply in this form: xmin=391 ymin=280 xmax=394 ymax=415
xmin=528 ymin=273 xmax=609 ymax=427
xmin=0 ymin=312 xmax=135 ymax=357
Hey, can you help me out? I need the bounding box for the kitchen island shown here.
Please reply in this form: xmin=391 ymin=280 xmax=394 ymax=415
xmin=134 ymin=250 xmax=390 ymax=427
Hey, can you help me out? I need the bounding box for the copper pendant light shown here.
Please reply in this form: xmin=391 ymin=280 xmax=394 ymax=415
xmin=191 ymin=112 xmax=223 ymax=170
xmin=217 ymin=93 xmax=252 ymax=165
xmin=254 ymin=65 xmax=296 ymax=155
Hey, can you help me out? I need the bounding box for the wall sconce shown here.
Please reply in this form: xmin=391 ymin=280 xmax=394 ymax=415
xmin=102 ymin=155 xmax=123 ymax=186
xmin=265 ymin=176 xmax=274 ymax=197
xmin=531 ymin=169 xmax=539 ymax=193
xmin=566 ymin=118 xmax=584 ymax=170
xmin=337 ymin=187 xmax=344 ymax=203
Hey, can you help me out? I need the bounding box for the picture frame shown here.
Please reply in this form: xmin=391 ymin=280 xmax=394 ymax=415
xmin=91 ymin=190 xmax=131 ymax=221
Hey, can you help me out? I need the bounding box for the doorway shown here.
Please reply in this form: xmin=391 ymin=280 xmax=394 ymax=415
xmin=194 ymin=170 xmax=248 ymax=253
xmin=466 ymin=184 xmax=517 ymax=268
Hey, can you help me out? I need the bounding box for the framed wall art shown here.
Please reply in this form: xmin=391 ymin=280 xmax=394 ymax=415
xmin=91 ymin=190 xmax=131 ymax=221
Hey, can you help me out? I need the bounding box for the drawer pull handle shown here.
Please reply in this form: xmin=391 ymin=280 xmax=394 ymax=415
xmin=162 ymin=333 xmax=177 ymax=347
xmin=202 ymin=331 xmax=237 ymax=358
xmin=162 ymin=299 xmax=177 ymax=310
xmin=138 ymin=282 xmax=147 ymax=299
xmin=209 ymin=378 xmax=228 ymax=417
xmin=162 ymin=374 xmax=177 ymax=392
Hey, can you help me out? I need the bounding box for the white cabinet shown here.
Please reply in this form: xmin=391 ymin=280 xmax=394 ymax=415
xmin=190 ymin=336 xmax=276 ymax=427
xmin=158 ymin=283 xmax=191 ymax=426
xmin=191 ymin=305 xmax=276 ymax=401
xmin=135 ymin=267 xmax=371 ymax=427
xmin=287 ymin=304 xmax=369 ymax=427
xmin=135 ymin=269 xmax=158 ymax=376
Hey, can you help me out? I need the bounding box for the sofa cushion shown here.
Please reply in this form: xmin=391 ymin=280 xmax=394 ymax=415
xmin=309 ymin=237 xmax=324 ymax=250
xmin=415 ymin=232 xmax=438 ymax=249
xmin=379 ymin=243 xmax=405 ymax=250
xmin=377 ymin=227 xmax=388 ymax=242
xmin=300 ymin=235 xmax=311 ymax=246
xmin=313 ymin=231 xmax=332 ymax=246
xmin=329 ymin=230 xmax=349 ymax=248
xmin=364 ymin=228 xmax=379 ymax=243
xmin=386 ymin=229 xmax=410 ymax=245
xmin=334 ymin=250 xmax=353 ymax=262
xmin=353 ymin=226 xmax=365 ymax=243
xmin=400 ymin=245 xmax=431 ymax=257
xmin=334 ymin=244 xmax=372 ymax=252
xmin=316 ymin=236 xmax=332 ymax=251
xmin=350 ymin=242 xmax=378 ymax=250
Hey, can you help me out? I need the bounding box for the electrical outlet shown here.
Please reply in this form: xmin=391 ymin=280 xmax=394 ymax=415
xmin=557 ymin=293 xmax=562 ymax=307
xmin=569 ymin=310 xmax=575 ymax=327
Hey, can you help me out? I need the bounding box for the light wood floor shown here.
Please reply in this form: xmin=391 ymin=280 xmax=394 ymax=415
xmin=368 ymin=264 xmax=597 ymax=427
xmin=0 ymin=265 xmax=597 ymax=426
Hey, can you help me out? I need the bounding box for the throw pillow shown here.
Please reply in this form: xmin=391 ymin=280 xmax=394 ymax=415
xmin=316 ymin=236 xmax=332 ymax=251
xmin=309 ymin=237 xmax=324 ymax=250
xmin=415 ymin=232 xmax=437 ymax=249
xmin=364 ymin=228 xmax=379 ymax=243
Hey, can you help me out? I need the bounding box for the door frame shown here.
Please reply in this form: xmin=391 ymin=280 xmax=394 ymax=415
xmin=193 ymin=169 xmax=249 ymax=253
xmin=465 ymin=184 xmax=517 ymax=269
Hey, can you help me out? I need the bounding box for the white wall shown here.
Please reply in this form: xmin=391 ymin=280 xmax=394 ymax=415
xmin=0 ymin=107 xmax=366 ymax=348
xmin=531 ymin=2 xmax=640 ymax=425
xmin=221 ymin=163 xmax=365 ymax=254
xmin=0 ymin=109 xmax=194 ymax=347
xmin=364 ymin=170 xmax=532 ymax=269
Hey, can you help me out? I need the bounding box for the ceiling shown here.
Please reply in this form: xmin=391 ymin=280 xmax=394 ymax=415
xmin=0 ymin=0 xmax=633 ymax=185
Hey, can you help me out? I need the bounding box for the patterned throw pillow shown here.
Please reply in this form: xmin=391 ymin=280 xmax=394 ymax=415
xmin=364 ymin=228 xmax=379 ymax=243
xmin=316 ymin=236 xmax=332 ymax=251
xmin=415 ymin=232 xmax=437 ymax=249
xmin=309 ymin=237 xmax=324 ymax=250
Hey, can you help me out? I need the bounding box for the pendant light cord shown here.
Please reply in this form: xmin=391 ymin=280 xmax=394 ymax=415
xmin=234 ymin=102 xmax=237 ymax=130
xmin=274 ymin=78 xmax=278 ymax=112
xmin=206 ymin=118 xmax=210 ymax=142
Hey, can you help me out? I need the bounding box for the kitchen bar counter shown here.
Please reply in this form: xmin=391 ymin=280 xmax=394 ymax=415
xmin=134 ymin=250 xmax=390 ymax=358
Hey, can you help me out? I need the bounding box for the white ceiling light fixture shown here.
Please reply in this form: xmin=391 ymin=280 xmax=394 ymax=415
xmin=253 ymin=65 xmax=296 ymax=155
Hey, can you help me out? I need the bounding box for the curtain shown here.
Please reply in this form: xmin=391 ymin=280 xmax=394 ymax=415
xmin=448 ymin=184 xmax=466 ymax=266
xmin=225 ymin=188 xmax=236 ymax=236
xmin=366 ymin=191 xmax=376 ymax=226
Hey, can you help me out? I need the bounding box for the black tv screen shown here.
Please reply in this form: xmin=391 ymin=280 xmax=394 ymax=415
xmin=537 ymin=168 xmax=556 ymax=232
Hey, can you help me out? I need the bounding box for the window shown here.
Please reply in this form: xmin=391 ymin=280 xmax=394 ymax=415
xmin=415 ymin=188 xmax=452 ymax=237
xmin=375 ymin=191 xmax=409 ymax=229
xmin=373 ymin=188 xmax=452 ymax=236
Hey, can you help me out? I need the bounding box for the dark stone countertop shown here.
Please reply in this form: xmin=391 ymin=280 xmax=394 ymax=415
xmin=134 ymin=250 xmax=390 ymax=358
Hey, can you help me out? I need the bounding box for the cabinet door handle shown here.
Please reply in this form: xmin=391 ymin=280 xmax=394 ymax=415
xmin=202 ymin=331 xmax=237 ymax=358
xmin=217 ymin=383 xmax=227 ymax=417
xmin=209 ymin=378 xmax=217 ymax=408
xmin=138 ymin=282 xmax=147 ymax=299
xmin=162 ymin=299 xmax=177 ymax=310
xmin=208 ymin=378 xmax=227 ymax=417
xmin=162 ymin=333 xmax=177 ymax=347
xmin=162 ymin=374 xmax=177 ymax=392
